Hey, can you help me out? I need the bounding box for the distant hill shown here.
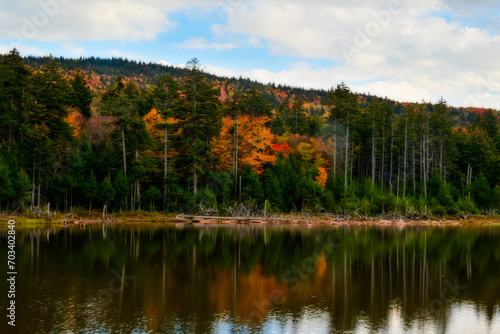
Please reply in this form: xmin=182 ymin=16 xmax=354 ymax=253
xmin=23 ymin=56 xmax=496 ymax=125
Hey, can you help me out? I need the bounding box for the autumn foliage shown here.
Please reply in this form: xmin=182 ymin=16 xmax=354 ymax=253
xmin=213 ymin=115 xmax=276 ymax=175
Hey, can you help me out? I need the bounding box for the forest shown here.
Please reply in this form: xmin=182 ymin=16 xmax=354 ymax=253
xmin=0 ymin=49 xmax=499 ymax=218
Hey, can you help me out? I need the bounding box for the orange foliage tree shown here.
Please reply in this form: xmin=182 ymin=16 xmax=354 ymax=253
xmin=212 ymin=116 xmax=235 ymax=171
xmin=65 ymin=108 xmax=86 ymax=140
xmin=315 ymin=167 xmax=328 ymax=188
xmin=212 ymin=115 xmax=276 ymax=175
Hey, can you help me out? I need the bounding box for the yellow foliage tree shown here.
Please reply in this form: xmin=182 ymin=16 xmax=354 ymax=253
xmin=143 ymin=108 xmax=164 ymax=143
xmin=297 ymin=142 xmax=315 ymax=162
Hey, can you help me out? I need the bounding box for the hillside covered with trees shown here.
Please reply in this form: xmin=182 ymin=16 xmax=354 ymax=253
xmin=1 ymin=49 xmax=499 ymax=217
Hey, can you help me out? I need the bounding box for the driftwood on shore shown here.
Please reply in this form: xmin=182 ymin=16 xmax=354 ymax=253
xmin=177 ymin=214 xmax=309 ymax=222
xmin=174 ymin=214 xmax=470 ymax=227
xmin=62 ymin=218 xmax=115 ymax=226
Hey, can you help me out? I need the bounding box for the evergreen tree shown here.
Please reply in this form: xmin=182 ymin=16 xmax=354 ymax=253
xmin=241 ymin=164 xmax=264 ymax=205
xmin=430 ymin=98 xmax=454 ymax=180
xmin=240 ymin=88 xmax=273 ymax=118
xmin=296 ymin=177 xmax=324 ymax=211
xmin=472 ymin=173 xmax=491 ymax=209
xmin=0 ymin=49 xmax=32 ymax=150
xmin=174 ymin=58 xmax=223 ymax=194
xmin=325 ymin=83 xmax=360 ymax=190
xmin=152 ymin=74 xmax=181 ymax=209
xmin=100 ymin=177 xmax=116 ymax=208
xmin=70 ymin=70 xmax=93 ymax=118
xmin=282 ymin=157 xmax=299 ymax=210
xmin=0 ymin=158 xmax=15 ymax=209
xmin=492 ymin=186 xmax=500 ymax=210
xmin=84 ymin=170 xmax=99 ymax=211
xmin=325 ymin=167 xmax=344 ymax=202
xmin=264 ymin=169 xmax=285 ymax=211
xmin=289 ymin=95 xmax=309 ymax=135
xmin=113 ymin=169 xmax=129 ymax=210
xmin=143 ymin=186 xmax=162 ymax=211
xmin=13 ymin=168 xmax=32 ymax=208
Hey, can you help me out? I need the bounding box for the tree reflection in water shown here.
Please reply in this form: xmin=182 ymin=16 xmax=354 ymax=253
xmin=1 ymin=224 xmax=499 ymax=333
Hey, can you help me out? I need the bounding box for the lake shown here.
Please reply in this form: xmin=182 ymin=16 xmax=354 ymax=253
xmin=1 ymin=223 xmax=499 ymax=333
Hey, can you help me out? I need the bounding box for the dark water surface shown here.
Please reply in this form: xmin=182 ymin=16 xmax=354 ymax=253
xmin=1 ymin=223 xmax=499 ymax=333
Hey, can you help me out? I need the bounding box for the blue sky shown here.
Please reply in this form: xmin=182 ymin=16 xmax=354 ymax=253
xmin=1 ymin=0 xmax=500 ymax=108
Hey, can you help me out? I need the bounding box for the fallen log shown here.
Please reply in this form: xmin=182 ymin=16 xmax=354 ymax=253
xmin=176 ymin=214 xmax=311 ymax=223
xmin=62 ymin=219 xmax=115 ymax=225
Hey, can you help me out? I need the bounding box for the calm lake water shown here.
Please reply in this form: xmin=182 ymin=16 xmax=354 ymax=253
xmin=1 ymin=223 xmax=500 ymax=333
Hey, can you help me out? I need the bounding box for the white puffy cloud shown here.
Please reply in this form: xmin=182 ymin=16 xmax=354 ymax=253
xmin=1 ymin=0 xmax=176 ymax=43
xmin=208 ymin=0 xmax=500 ymax=107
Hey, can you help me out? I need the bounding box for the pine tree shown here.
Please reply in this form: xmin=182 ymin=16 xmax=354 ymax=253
xmin=241 ymin=164 xmax=264 ymax=205
xmin=113 ymin=169 xmax=129 ymax=210
xmin=84 ymin=170 xmax=99 ymax=211
xmin=0 ymin=158 xmax=15 ymax=209
xmin=152 ymin=75 xmax=181 ymax=210
xmin=174 ymin=58 xmax=223 ymax=194
xmin=325 ymin=83 xmax=360 ymax=191
xmin=241 ymin=88 xmax=273 ymax=118
xmin=296 ymin=177 xmax=325 ymax=211
xmin=289 ymin=95 xmax=309 ymax=135
xmin=13 ymin=168 xmax=32 ymax=208
xmin=143 ymin=186 xmax=161 ymax=211
xmin=264 ymin=169 xmax=285 ymax=211
xmin=326 ymin=167 xmax=344 ymax=202
xmin=492 ymin=186 xmax=500 ymax=210
xmin=100 ymin=177 xmax=116 ymax=209
xmin=0 ymin=49 xmax=31 ymax=151
xmin=70 ymin=70 xmax=93 ymax=118
xmin=430 ymin=98 xmax=454 ymax=180
xmin=472 ymin=173 xmax=491 ymax=209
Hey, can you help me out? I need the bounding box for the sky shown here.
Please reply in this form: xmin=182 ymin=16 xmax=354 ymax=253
xmin=1 ymin=0 xmax=500 ymax=108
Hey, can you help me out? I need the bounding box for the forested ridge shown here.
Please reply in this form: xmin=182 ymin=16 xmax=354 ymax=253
xmin=1 ymin=49 xmax=499 ymax=217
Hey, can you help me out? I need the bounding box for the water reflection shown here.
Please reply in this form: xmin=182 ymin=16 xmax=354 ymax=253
xmin=0 ymin=224 xmax=499 ymax=333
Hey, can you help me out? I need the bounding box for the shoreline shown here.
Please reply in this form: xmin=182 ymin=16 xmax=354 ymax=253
xmin=1 ymin=213 xmax=499 ymax=227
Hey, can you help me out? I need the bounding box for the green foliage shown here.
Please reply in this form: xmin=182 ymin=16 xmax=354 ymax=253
xmin=0 ymin=159 xmax=15 ymax=203
xmin=264 ymin=169 xmax=285 ymax=212
xmin=384 ymin=193 xmax=397 ymax=213
xmin=208 ymin=172 xmax=233 ymax=206
xmin=70 ymin=70 xmax=94 ymax=118
xmin=472 ymin=173 xmax=491 ymax=209
xmin=240 ymin=88 xmax=273 ymax=118
xmin=456 ymin=196 xmax=479 ymax=215
xmin=241 ymin=165 xmax=264 ymax=205
xmin=143 ymin=186 xmax=162 ymax=211
xmin=100 ymin=177 xmax=116 ymax=205
xmin=165 ymin=172 xmax=185 ymax=212
xmin=493 ymin=186 xmax=500 ymax=210
xmin=326 ymin=170 xmax=344 ymax=202
xmin=84 ymin=170 xmax=99 ymax=210
xmin=113 ymin=169 xmax=129 ymax=208
xmin=194 ymin=188 xmax=217 ymax=209
xmin=1 ymin=51 xmax=500 ymax=216
xmin=173 ymin=59 xmax=223 ymax=193
xmin=13 ymin=169 xmax=32 ymax=206
xmin=295 ymin=177 xmax=325 ymax=211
